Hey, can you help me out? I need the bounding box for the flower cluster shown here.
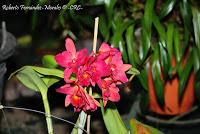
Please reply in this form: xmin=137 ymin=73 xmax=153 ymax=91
xmin=55 ymin=38 xmax=131 ymax=112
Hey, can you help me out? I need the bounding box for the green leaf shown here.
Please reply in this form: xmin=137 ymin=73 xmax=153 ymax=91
xmin=141 ymin=22 xmax=151 ymax=60
xmin=42 ymin=77 xmax=60 ymax=88
xmin=174 ymin=27 xmax=182 ymax=63
xmin=180 ymin=0 xmax=192 ymax=47
xmin=159 ymin=42 xmax=169 ymax=80
xmin=178 ymin=52 xmax=193 ymax=101
xmin=143 ymin=0 xmax=155 ymax=33
xmin=101 ymin=102 xmax=128 ymax=134
xmin=119 ymin=40 xmax=128 ymax=63
xmin=193 ymin=47 xmax=200 ymax=73
xmin=42 ymin=55 xmax=58 ymax=68
xmin=130 ymin=119 xmax=163 ymax=134
xmin=192 ymin=7 xmax=200 ymax=63
xmin=153 ymin=13 xmax=166 ymax=43
xmin=141 ymin=0 xmax=155 ymax=58
xmin=16 ymin=66 xmax=48 ymax=95
xmin=151 ymin=46 xmax=164 ymax=106
xmin=99 ymin=14 xmax=110 ymax=41
xmin=125 ymin=25 xmax=140 ymax=66
xmin=159 ymin=0 xmax=176 ymax=19
xmin=127 ymin=67 xmax=140 ymax=75
xmin=31 ymin=66 xmax=64 ymax=78
xmin=138 ymin=69 xmax=148 ymax=91
xmin=166 ymin=23 xmax=174 ymax=63
xmin=105 ymin=0 xmax=117 ymax=23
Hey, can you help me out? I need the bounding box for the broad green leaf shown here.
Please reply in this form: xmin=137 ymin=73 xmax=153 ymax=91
xmin=166 ymin=23 xmax=174 ymax=63
xmin=42 ymin=77 xmax=60 ymax=88
xmin=130 ymin=119 xmax=163 ymax=134
xmin=42 ymin=55 xmax=58 ymax=68
xmin=174 ymin=27 xmax=182 ymax=63
xmin=192 ymin=7 xmax=200 ymax=62
xmin=16 ymin=66 xmax=48 ymax=96
xmin=31 ymin=66 xmax=64 ymax=78
xmin=101 ymin=102 xmax=128 ymax=134
xmin=151 ymin=46 xmax=164 ymax=106
xmin=159 ymin=0 xmax=176 ymax=19
xmin=125 ymin=25 xmax=140 ymax=66
xmin=178 ymin=52 xmax=193 ymax=101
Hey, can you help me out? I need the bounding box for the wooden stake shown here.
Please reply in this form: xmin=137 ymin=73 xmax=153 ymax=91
xmin=87 ymin=17 xmax=99 ymax=134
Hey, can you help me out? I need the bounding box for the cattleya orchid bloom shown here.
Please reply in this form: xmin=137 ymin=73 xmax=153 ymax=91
xmin=55 ymin=38 xmax=131 ymax=112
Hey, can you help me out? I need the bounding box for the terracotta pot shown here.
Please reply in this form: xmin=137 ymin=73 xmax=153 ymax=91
xmin=148 ymin=57 xmax=194 ymax=115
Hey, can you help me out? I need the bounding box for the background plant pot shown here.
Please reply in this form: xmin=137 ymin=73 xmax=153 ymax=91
xmin=0 ymin=29 xmax=16 ymax=101
xmin=148 ymin=57 xmax=194 ymax=115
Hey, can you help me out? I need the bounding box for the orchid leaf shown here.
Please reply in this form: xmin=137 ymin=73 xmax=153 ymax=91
xmin=16 ymin=66 xmax=48 ymax=95
xmin=159 ymin=0 xmax=176 ymax=19
xmin=42 ymin=55 xmax=58 ymax=68
xmin=101 ymin=102 xmax=128 ymax=134
xmin=130 ymin=119 xmax=163 ymax=134
xmin=31 ymin=66 xmax=64 ymax=78
xmin=42 ymin=77 xmax=60 ymax=88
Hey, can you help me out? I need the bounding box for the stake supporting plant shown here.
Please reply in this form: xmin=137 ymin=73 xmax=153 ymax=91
xmin=86 ymin=17 xmax=99 ymax=134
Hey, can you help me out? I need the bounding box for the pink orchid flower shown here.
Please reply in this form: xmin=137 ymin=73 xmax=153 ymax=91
xmin=55 ymin=38 xmax=87 ymax=69
xmin=98 ymin=77 xmax=120 ymax=106
xmin=56 ymin=83 xmax=98 ymax=112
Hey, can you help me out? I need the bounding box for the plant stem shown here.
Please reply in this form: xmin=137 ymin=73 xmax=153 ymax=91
xmin=43 ymin=97 xmax=54 ymax=134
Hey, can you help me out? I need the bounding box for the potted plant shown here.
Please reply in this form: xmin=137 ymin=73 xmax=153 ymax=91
xmin=88 ymin=0 xmax=200 ymax=131
xmin=0 ymin=22 xmax=16 ymax=102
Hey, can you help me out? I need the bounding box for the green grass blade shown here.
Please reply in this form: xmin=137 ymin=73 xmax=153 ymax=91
xmin=159 ymin=0 xmax=176 ymax=19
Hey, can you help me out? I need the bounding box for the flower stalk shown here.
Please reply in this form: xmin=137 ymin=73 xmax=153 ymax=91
xmin=43 ymin=96 xmax=54 ymax=134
